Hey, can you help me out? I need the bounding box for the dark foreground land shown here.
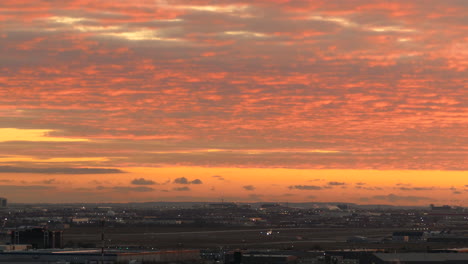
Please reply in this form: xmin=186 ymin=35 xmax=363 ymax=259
xmin=64 ymin=226 xmax=467 ymax=251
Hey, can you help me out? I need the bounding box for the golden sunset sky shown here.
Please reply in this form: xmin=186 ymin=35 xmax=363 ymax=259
xmin=0 ymin=0 xmax=466 ymax=205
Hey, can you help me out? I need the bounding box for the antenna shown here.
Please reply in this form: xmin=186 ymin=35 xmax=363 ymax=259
xmin=101 ymin=218 xmax=105 ymax=257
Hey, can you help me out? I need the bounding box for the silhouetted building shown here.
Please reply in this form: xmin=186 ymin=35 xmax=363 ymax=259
xmin=225 ymin=251 xmax=297 ymax=264
xmin=0 ymin=198 xmax=6 ymax=208
xmin=11 ymin=227 xmax=62 ymax=249
xmin=369 ymin=253 xmax=468 ymax=264
xmin=0 ymin=249 xmax=200 ymax=263
xmin=392 ymin=231 xmax=426 ymax=242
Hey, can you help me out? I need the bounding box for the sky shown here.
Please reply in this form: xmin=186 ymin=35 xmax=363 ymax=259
xmin=0 ymin=0 xmax=466 ymax=205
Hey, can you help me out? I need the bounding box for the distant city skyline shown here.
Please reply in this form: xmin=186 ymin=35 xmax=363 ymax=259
xmin=0 ymin=0 xmax=466 ymax=205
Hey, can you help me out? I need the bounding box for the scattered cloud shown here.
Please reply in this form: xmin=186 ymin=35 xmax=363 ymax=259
xmin=0 ymin=185 xmax=56 ymax=191
xmin=288 ymin=185 xmax=323 ymax=190
xmin=0 ymin=179 xmax=13 ymax=183
xmin=41 ymin=179 xmax=56 ymax=184
xmin=112 ymin=186 xmax=154 ymax=192
xmin=131 ymin=178 xmax=157 ymax=185
xmin=243 ymin=185 xmax=256 ymax=191
xmin=173 ymin=177 xmax=203 ymax=184
xmin=0 ymin=166 xmax=124 ymax=174
xmin=191 ymin=179 xmax=203 ymax=184
xmin=398 ymin=187 xmax=434 ymax=191
xmin=173 ymin=186 xmax=191 ymax=191
xmin=328 ymin=181 xmax=346 ymax=186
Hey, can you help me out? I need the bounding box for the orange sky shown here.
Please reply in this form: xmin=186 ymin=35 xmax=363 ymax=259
xmin=0 ymin=0 xmax=466 ymax=205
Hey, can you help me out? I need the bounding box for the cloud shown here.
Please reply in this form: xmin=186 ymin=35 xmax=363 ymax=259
xmin=288 ymin=185 xmax=323 ymax=190
xmin=173 ymin=186 xmax=190 ymax=191
xmin=173 ymin=177 xmax=203 ymax=184
xmin=356 ymin=186 xmax=383 ymax=190
xmin=173 ymin=177 xmax=189 ymax=184
xmin=112 ymin=186 xmax=154 ymax=192
xmin=191 ymin=179 xmax=203 ymax=184
xmin=131 ymin=178 xmax=157 ymax=185
xmin=41 ymin=179 xmax=56 ymax=184
xmin=0 ymin=185 xmax=56 ymax=191
xmin=0 ymin=166 xmax=124 ymax=174
xmin=0 ymin=0 xmax=467 ymax=203
xmin=372 ymin=194 xmax=431 ymax=202
xmin=398 ymin=187 xmax=434 ymax=191
xmin=212 ymin=175 xmax=225 ymax=180
xmin=328 ymin=181 xmax=346 ymax=186
xmin=243 ymin=185 xmax=256 ymax=191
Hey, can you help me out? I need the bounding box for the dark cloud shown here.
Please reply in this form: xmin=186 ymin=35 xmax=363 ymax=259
xmin=372 ymin=194 xmax=431 ymax=202
xmin=243 ymin=185 xmax=256 ymax=191
xmin=173 ymin=186 xmax=190 ymax=191
xmin=173 ymin=177 xmax=203 ymax=184
xmin=112 ymin=186 xmax=154 ymax=192
xmin=131 ymin=178 xmax=157 ymax=185
xmin=328 ymin=181 xmax=346 ymax=186
xmin=212 ymin=175 xmax=225 ymax=180
xmin=173 ymin=177 xmax=189 ymax=184
xmin=288 ymin=185 xmax=323 ymax=190
xmin=0 ymin=166 xmax=124 ymax=174
xmin=0 ymin=185 xmax=56 ymax=191
xmin=356 ymin=186 xmax=383 ymax=190
xmin=399 ymin=187 xmax=434 ymax=191
xmin=41 ymin=179 xmax=56 ymax=184
xmin=191 ymin=179 xmax=203 ymax=184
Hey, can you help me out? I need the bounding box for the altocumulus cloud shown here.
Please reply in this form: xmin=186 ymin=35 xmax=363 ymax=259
xmin=0 ymin=185 xmax=56 ymax=191
xmin=243 ymin=185 xmax=256 ymax=191
xmin=0 ymin=166 xmax=124 ymax=174
xmin=131 ymin=178 xmax=157 ymax=185
xmin=173 ymin=177 xmax=203 ymax=184
xmin=112 ymin=186 xmax=154 ymax=192
xmin=173 ymin=186 xmax=190 ymax=191
xmin=328 ymin=181 xmax=346 ymax=186
xmin=288 ymin=185 xmax=323 ymax=190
